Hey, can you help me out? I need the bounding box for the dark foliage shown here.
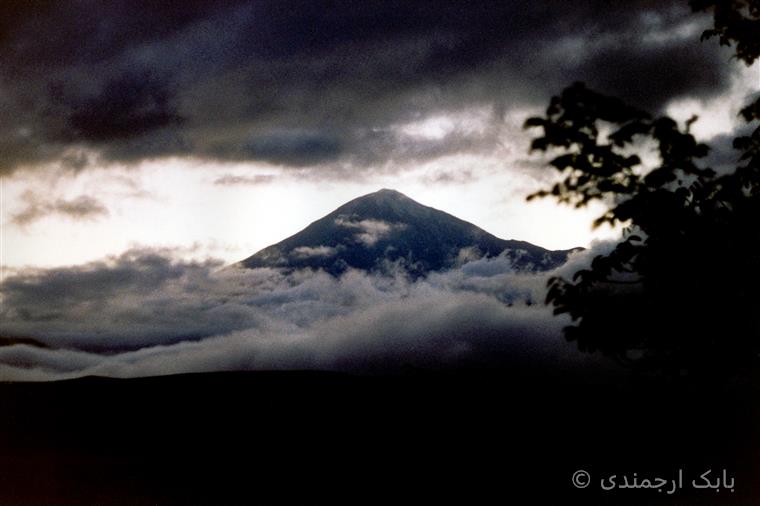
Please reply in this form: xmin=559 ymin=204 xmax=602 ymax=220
xmin=525 ymin=0 xmax=760 ymax=378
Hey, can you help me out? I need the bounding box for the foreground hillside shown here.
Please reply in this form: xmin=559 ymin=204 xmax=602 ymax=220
xmin=1 ymin=370 xmax=758 ymax=505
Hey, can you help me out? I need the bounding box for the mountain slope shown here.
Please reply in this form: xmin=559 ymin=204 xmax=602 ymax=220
xmin=239 ymin=189 xmax=573 ymax=275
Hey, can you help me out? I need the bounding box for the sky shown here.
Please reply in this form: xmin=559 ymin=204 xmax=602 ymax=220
xmin=0 ymin=0 xmax=757 ymax=379
xmin=1 ymin=0 xmax=756 ymax=271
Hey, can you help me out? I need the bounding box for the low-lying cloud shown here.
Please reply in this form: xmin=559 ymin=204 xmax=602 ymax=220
xmin=0 ymin=243 xmax=617 ymax=381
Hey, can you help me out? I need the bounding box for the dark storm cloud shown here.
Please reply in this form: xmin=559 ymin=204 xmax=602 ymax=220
xmin=0 ymin=0 xmax=734 ymax=175
xmin=10 ymin=191 xmax=109 ymax=226
xmin=238 ymin=130 xmax=343 ymax=166
xmin=570 ymin=28 xmax=729 ymax=111
xmin=54 ymin=72 xmax=183 ymax=143
xmin=0 ymin=243 xmax=618 ymax=380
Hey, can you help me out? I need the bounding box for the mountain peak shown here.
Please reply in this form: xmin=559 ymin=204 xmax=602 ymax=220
xmin=239 ymin=191 xmax=573 ymax=275
xmin=371 ymin=188 xmax=409 ymax=199
xmin=345 ymin=188 xmax=414 ymax=206
xmin=374 ymin=188 xmax=404 ymax=195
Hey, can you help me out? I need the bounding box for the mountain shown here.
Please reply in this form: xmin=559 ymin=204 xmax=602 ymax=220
xmin=238 ymin=189 xmax=574 ymax=276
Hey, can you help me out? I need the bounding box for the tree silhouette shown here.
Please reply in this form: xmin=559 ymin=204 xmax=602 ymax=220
xmin=525 ymin=0 xmax=760 ymax=378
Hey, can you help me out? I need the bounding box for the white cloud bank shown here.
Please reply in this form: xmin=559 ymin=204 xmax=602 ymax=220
xmin=0 ymin=242 xmax=617 ymax=381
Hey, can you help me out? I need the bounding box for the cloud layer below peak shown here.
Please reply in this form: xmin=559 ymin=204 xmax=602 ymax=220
xmin=0 ymin=243 xmax=617 ymax=381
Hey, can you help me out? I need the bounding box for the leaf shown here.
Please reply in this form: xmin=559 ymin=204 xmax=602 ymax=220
xmin=523 ymin=117 xmax=545 ymax=129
